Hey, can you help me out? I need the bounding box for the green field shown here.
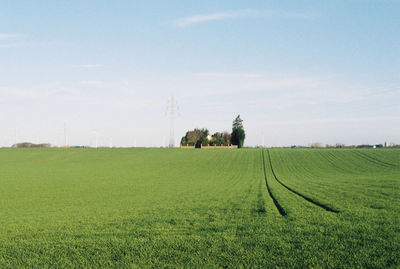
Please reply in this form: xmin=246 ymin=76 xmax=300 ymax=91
xmin=0 ymin=148 xmax=399 ymax=268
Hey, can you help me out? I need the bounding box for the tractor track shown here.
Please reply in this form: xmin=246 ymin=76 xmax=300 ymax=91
xmin=351 ymin=150 xmax=396 ymax=168
xmin=261 ymin=150 xmax=287 ymax=216
xmin=267 ymin=150 xmax=340 ymax=213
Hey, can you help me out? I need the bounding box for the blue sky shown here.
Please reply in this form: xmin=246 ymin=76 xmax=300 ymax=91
xmin=0 ymin=0 xmax=399 ymax=147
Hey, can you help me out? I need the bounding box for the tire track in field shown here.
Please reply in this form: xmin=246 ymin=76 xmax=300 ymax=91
xmin=351 ymin=150 xmax=396 ymax=168
xmin=267 ymin=150 xmax=340 ymax=213
xmin=261 ymin=150 xmax=287 ymax=216
xmin=256 ymin=178 xmax=267 ymax=214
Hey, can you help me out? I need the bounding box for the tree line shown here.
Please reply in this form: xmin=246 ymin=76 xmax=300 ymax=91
xmin=180 ymin=115 xmax=245 ymax=148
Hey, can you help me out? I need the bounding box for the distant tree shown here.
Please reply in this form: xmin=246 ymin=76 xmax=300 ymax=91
xmin=180 ymin=136 xmax=189 ymax=146
xmin=187 ymin=129 xmax=202 ymax=145
xmin=209 ymin=132 xmax=218 ymax=146
xmin=231 ymin=115 xmax=245 ymax=148
xmin=200 ymin=136 xmax=209 ymax=147
xmin=310 ymin=142 xmax=322 ymax=148
xmin=389 ymin=143 xmax=400 ymax=148
xmin=180 ymin=128 xmax=209 ymax=148
xmin=210 ymin=132 xmax=230 ymax=146
xmin=335 ymin=143 xmax=345 ymax=148
xmin=223 ymin=132 xmax=231 ymax=145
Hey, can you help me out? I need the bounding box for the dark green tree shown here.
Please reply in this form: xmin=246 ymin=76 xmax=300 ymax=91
xmin=210 ymin=132 xmax=231 ymax=146
xmin=231 ymin=115 xmax=245 ymax=148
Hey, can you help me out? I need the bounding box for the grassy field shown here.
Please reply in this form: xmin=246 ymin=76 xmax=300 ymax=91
xmin=0 ymin=148 xmax=399 ymax=268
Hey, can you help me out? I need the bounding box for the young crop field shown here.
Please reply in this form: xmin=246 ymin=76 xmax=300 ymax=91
xmin=0 ymin=148 xmax=399 ymax=267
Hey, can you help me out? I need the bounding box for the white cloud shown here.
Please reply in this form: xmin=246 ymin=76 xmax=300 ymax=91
xmin=0 ymin=80 xmax=131 ymax=104
xmin=175 ymin=72 xmax=325 ymax=99
xmin=194 ymin=72 xmax=264 ymax=78
xmin=174 ymin=9 xmax=317 ymax=27
xmin=0 ymin=83 xmax=81 ymax=103
xmin=0 ymin=40 xmax=63 ymax=49
xmin=78 ymin=80 xmax=105 ymax=88
xmin=72 ymin=64 xmax=104 ymax=69
xmin=0 ymin=42 xmax=28 ymax=48
xmin=175 ymin=11 xmax=245 ymax=27
xmin=263 ymin=116 xmax=400 ymax=125
xmin=0 ymin=33 xmax=20 ymax=40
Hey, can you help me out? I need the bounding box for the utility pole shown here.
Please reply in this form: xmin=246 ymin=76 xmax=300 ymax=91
xmin=64 ymin=123 xmax=68 ymax=147
xmin=167 ymin=96 xmax=178 ymax=148
xmin=92 ymin=129 xmax=99 ymax=148
xmin=95 ymin=131 xmax=98 ymax=148
xmin=14 ymin=128 xmax=18 ymax=147
xmin=262 ymin=133 xmax=265 ymax=148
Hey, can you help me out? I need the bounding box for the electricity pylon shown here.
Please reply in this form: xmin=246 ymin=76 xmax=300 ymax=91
xmin=64 ymin=123 xmax=68 ymax=147
xmin=166 ymin=96 xmax=178 ymax=148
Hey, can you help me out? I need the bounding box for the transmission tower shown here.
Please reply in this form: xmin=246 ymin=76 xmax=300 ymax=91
xmin=14 ymin=127 xmax=18 ymax=147
xmin=262 ymin=133 xmax=265 ymax=148
xmin=166 ymin=96 xmax=178 ymax=148
xmin=64 ymin=123 xmax=68 ymax=147
xmin=93 ymin=130 xmax=99 ymax=148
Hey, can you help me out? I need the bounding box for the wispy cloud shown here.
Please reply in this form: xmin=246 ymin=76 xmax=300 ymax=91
xmin=72 ymin=64 xmax=104 ymax=69
xmin=194 ymin=72 xmax=264 ymax=78
xmin=79 ymin=80 xmax=105 ymax=88
xmin=175 ymin=11 xmax=245 ymax=27
xmin=174 ymin=9 xmax=317 ymax=27
xmin=0 ymin=33 xmax=20 ymax=40
xmin=0 ymin=80 xmax=120 ymax=103
xmin=178 ymin=72 xmax=325 ymax=99
xmin=0 ymin=33 xmax=63 ymax=49
xmin=0 ymin=40 xmax=64 ymax=49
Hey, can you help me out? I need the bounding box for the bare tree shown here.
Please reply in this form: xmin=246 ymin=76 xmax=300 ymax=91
xmin=311 ymin=142 xmax=322 ymax=148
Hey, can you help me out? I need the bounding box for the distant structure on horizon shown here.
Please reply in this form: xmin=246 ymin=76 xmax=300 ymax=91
xmin=64 ymin=123 xmax=69 ymax=148
xmin=167 ymin=96 xmax=178 ymax=148
xmin=12 ymin=142 xmax=51 ymax=148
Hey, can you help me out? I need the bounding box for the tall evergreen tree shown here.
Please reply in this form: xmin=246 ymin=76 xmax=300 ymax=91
xmin=231 ymin=115 xmax=245 ymax=148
